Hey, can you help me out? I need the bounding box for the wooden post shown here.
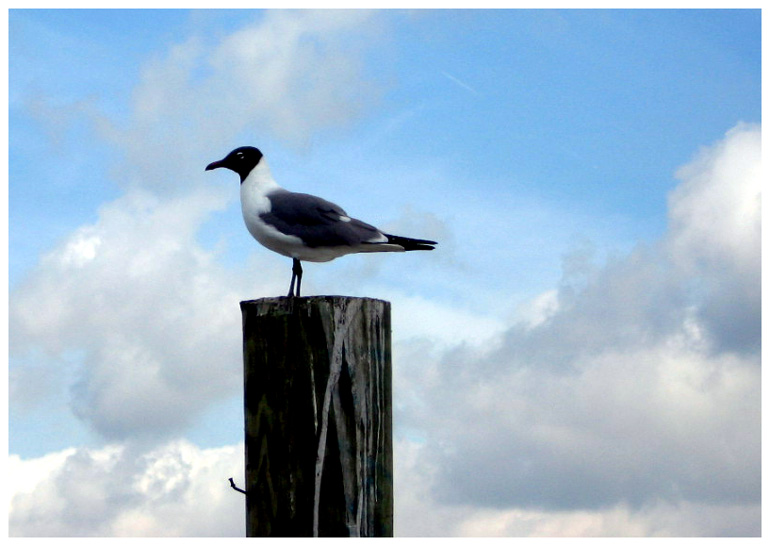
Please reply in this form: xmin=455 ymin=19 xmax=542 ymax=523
xmin=240 ymin=296 xmax=393 ymax=537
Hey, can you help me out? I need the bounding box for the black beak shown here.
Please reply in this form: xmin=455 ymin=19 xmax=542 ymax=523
xmin=205 ymin=159 xmax=225 ymax=171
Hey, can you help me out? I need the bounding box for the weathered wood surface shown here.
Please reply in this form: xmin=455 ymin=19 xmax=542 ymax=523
xmin=240 ymin=296 xmax=393 ymax=537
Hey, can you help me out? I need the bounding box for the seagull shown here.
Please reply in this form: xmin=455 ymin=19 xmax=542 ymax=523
xmin=206 ymin=146 xmax=437 ymax=297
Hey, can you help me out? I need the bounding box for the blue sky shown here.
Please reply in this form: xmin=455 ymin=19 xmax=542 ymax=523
xmin=7 ymin=9 xmax=762 ymax=537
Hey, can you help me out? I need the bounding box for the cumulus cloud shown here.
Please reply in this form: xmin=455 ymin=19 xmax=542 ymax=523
xmin=667 ymin=122 xmax=761 ymax=355
xmin=205 ymin=10 xmax=380 ymax=144
xmin=104 ymin=9 xmax=382 ymax=200
xmin=393 ymin=123 xmax=761 ymax=536
xmin=394 ymin=439 xmax=760 ymax=537
xmin=10 ymin=189 xmax=252 ymax=439
xmin=10 ymin=10 xmax=386 ymax=442
xmin=9 ymin=11 xmax=397 ymax=536
xmin=9 ymin=8 xmax=760 ymax=537
xmin=9 ymin=441 xmax=245 ymax=537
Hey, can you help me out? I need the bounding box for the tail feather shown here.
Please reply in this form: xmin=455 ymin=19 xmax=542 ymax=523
xmin=384 ymin=233 xmax=437 ymax=251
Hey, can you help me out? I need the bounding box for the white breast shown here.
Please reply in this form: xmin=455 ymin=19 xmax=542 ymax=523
xmin=239 ymin=161 xmax=302 ymax=258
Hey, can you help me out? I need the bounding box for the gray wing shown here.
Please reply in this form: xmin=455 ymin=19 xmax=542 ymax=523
xmin=261 ymin=189 xmax=383 ymax=248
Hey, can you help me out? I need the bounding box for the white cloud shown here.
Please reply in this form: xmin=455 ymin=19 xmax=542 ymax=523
xmin=205 ymin=9 xmax=380 ymax=145
xmin=668 ymin=122 xmax=761 ymax=275
xmin=9 ymin=8 xmax=761 ymax=537
xmin=9 ymin=441 xmax=245 ymax=537
xmin=667 ymin=122 xmax=761 ymax=354
xmin=395 ymin=437 xmax=759 ymax=537
xmin=10 ymin=10 xmax=388 ymax=443
xmin=392 ymin=123 xmax=761 ymax=536
xmin=8 ymin=11 xmax=395 ymax=536
xmin=105 ymin=9 xmax=382 ymax=192
xmin=9 ymin=189 xmax=256 ymax=440
xmin=10 ymin=122 xmax=760 ymax=535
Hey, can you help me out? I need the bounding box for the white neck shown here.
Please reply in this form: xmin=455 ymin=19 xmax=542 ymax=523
xmin=242 ymin=158 xmax=282 ymax=193
xmin=241 ymin=157 xmax=282 ymax=216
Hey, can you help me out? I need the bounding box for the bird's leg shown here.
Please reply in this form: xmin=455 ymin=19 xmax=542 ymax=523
xmin=287 ymin=258 xmax=303 ymax=297
xmin=293 ymin=258 xmax=303 ymax=297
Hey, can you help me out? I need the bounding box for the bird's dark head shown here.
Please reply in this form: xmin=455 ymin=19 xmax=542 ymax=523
xmin=205 ymin=146 xmax=264 ymax=182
